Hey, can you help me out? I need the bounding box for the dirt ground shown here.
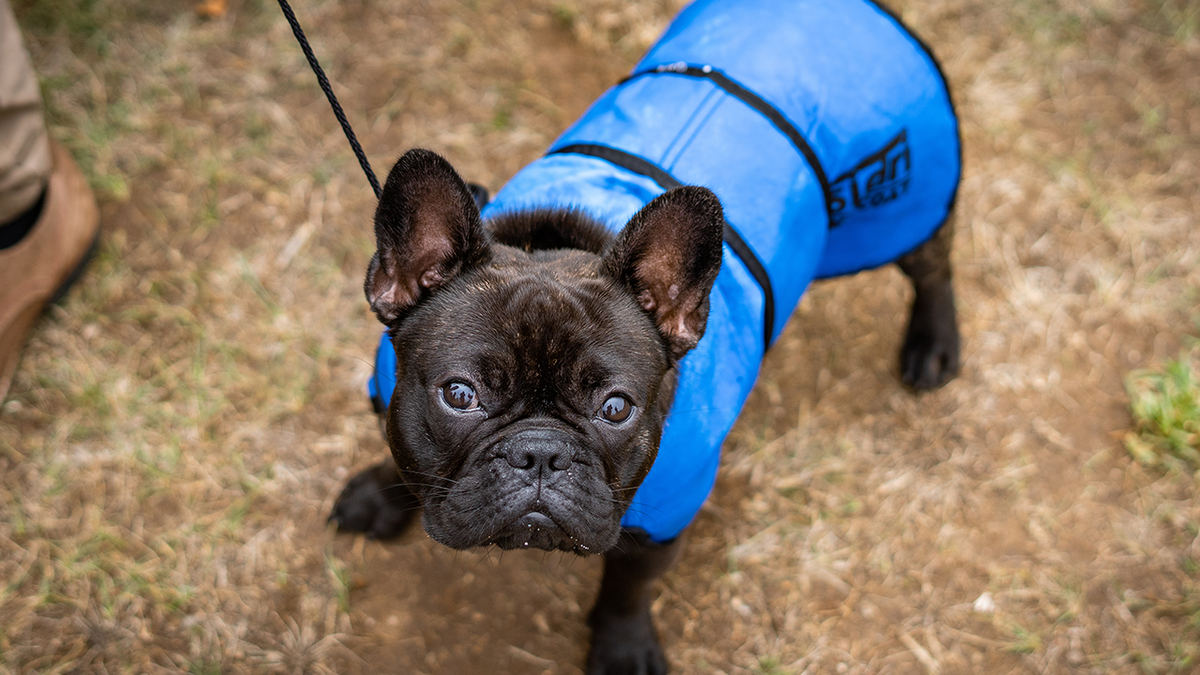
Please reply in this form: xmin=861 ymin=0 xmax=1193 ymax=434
xmin=2 ymin=0 xmax=1200 ymax=673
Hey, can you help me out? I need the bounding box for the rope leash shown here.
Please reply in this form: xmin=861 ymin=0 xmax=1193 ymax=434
xmin=276 ymin=0 xmax=381 ymax=199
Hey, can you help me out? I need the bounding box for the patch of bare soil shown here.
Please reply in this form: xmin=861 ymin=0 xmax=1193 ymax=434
xmin=2 ymin=0 xmax=1200 ymax=673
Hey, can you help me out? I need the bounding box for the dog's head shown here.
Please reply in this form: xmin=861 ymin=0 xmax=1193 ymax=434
xmin=364 ymin=149 xmax=723 ymax=554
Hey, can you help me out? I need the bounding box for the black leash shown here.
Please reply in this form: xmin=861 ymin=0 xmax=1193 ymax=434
xmin=276 ymin=0 xmax=382 ymax=199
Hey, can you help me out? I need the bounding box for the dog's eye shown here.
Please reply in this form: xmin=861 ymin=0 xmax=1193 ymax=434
xmin=599 ymin=395 xmax=632 ymax=424
xmin=442 ymin=382 xmax=479 ymax=411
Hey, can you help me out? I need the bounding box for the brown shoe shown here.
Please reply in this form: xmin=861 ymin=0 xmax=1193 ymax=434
xmin=0 ymin=142 xmax=100 ymax=405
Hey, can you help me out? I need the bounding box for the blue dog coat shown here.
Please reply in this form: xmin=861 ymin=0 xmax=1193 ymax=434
xmin=370 ymin=0 xmax=960 ymax=542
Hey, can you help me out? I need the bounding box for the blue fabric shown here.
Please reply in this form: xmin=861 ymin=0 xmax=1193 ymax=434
xmin=369 ymin=0 xmax=959 ymax=543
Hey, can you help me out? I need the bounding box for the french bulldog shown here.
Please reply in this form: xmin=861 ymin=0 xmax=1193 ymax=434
xmin=330 ymin=0 xmax=962 ymax=672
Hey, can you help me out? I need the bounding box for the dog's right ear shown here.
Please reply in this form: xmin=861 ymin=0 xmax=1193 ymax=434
xmin=602 ymin=186 xmax=725 ymax=362
xmin=365 ymin=149 xmax=489 ymax=325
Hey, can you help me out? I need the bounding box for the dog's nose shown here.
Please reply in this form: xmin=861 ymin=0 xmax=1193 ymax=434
xmin=504 ymin=431 xmax=573 ymax=473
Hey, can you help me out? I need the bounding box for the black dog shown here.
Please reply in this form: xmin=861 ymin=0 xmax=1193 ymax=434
xmin=331 ymin=0 xmax=961 ymax=672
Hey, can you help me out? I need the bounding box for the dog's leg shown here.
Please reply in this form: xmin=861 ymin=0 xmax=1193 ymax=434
xmin=587 ymin=530 xmax=681 ymax=675
xmin=896 ymin=213 xmax=960 ymax=390
xmin=328 ymin=457 xmax=420 ymax=540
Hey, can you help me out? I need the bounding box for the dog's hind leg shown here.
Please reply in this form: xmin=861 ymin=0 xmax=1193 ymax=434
xmin=328 ymin=458 xmax=421 ymax=540
xmin=587 ymin=530 xmax=681 ymax=675
xmin=896 ymin=213 xmax=960 ymax=390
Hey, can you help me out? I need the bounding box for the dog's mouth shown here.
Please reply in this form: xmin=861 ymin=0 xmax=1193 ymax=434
xmin=421 ymin=482 xmax=622 ymax=553
xmin=482 ymin=509 xmax=599 ymax=554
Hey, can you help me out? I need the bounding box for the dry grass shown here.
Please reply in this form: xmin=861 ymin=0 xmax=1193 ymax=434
xmin=2 ymin=0 xmax=1199 ymax=673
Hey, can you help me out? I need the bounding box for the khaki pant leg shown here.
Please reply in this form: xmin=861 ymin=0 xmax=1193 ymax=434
xmin=0 ymin=0 xmax=51 ymax=225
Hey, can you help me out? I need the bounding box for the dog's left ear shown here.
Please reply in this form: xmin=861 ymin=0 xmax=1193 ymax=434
xmin=603 ymin=187 xmax=724 ymax=362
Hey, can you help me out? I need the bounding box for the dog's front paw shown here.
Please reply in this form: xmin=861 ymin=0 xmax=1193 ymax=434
xmin=587 ymin=612 xmax=668 ymax=675
xmin=899 ymin=301 xmax=960 ymax=390
xmin=329 ymin=460 xmax=419 ymax=540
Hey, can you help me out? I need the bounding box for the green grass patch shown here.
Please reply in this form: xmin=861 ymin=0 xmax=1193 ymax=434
xmin=551 ymin=2 xmax=579 ymax=30
xmin=12 ymin=0 xmax=119 ymax=56
xmin=1010 ymin=0 xmax=1090 ymax=49
xmin=188 ymin=659 xmax=223 ymax=675
xmin=1125 ymin=353 xmax=1200 ymax=469
xmin=754 ymin=655 xmax=790 ymax=675
xmin=1140 ymin=0 xmax=1200 ymax=43
xmin=1003 ymin=622 xmax=1044 ymax=654
xmin=325 ymin=548 xmax=352 ymax=614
